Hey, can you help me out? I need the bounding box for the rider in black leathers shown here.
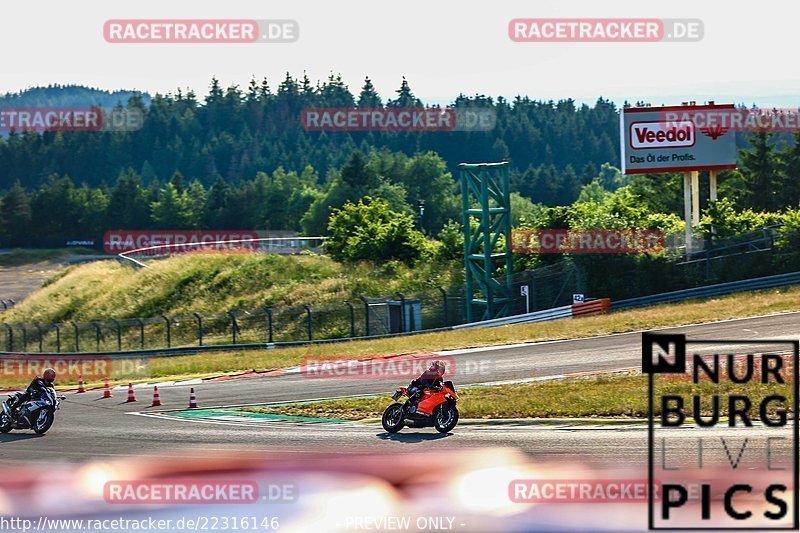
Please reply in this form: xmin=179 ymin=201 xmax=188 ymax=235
xmin=7 ymin=368 xmax=56 ymax=413
xmin=406 ymin=360 xmax=446 ymax=413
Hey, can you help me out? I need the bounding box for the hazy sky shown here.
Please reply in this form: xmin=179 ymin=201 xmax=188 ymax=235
xmin=4 ymin=0 xmax=799 ymax=107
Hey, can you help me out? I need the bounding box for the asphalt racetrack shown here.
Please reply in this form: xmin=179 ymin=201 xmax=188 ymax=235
xmin=1 ymin=312 xmax=797 ymax=465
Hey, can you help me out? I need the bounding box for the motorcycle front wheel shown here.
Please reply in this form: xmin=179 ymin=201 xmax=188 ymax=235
xmin=0 ymin=410 xmax=11 ymax=433
xmin=381 ymin=403 xmax=404 ymax=433
xmin=434 ymin=403 xmax=459 ymax=433
xmin=33 ymin=410 xmax=54 ymax=435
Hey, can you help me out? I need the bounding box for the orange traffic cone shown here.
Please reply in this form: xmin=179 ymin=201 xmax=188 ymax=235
xmin=101 ymin=379 xmax=112 ymax=399
xmin=151 ymin=386 xmax=162 ymax=407
xmin=188 ymin=387 xmax=198 ymax=408
xmin=126 ymin=383 xmax=137 ymax=403
xmin=76 ymin=376 xmax=86 ymax=393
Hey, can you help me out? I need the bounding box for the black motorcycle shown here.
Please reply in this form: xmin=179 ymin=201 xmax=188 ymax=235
xmin=1 ymin=387 xmax=64 ymax=434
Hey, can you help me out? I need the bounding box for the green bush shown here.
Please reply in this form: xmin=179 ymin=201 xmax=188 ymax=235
xmin=697 ymin=198 xmax=783 ymax=238
xmin=776 ymin=208 xmax=800 ymax=260
xmin=326 ymin=197 xmax=431 ymax=263
xmin=436 ymin=220 xmax=464 ymax=260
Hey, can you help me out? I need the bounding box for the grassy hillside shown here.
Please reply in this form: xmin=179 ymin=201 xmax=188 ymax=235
xmin=2 ymin=253 xmax=461 ymax=323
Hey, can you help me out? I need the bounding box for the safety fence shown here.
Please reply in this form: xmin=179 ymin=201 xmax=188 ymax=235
xmin=0 ymin=286 xmax=467 ymax=354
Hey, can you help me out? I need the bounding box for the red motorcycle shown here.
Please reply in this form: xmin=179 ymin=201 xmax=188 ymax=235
xmin=381 ymin=380 xmax=459 ymax=433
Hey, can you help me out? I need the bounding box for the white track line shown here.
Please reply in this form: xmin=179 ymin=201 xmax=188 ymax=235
xmin=434 ymin=309 xmax=800 ymax=356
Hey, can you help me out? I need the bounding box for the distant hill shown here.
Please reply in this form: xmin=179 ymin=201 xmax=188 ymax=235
xmin=0 ymin=85 xmax=150 ymax=109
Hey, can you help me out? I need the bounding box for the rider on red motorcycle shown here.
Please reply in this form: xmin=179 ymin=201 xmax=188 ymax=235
xmin=382 ymin=359 xmax=458 ymax=433
xmin=407 ymin=360 xmax=446 ymax=413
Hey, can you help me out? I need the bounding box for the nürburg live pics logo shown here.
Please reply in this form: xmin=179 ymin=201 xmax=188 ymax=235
xmin=644 ymin=332 xmax=798 ymax=530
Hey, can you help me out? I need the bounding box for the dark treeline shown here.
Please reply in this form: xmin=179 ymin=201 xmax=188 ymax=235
xmin=0 ymin=150 xmax=465 ymax=241
xmin=2 ymin=78 xmax=800 ymax=245
xmin=0 ymin=75 xmax=620 ymax=200
xmin=3 ymin=127 xmax=800 ymax=244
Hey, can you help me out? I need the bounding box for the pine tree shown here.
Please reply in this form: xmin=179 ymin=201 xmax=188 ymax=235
xmin=151 ymin=183 xmax=191 ymax=228
xmin=740 ymin=131 xmax=779 ymax=211
xmin=357 ymin=77 xmax=382 ymax=108
xmin=106 ymin=169 xmax=150 ymax=229
xmin=778 ymin=130 xmax=800 ymax=207
xmin=0 ymin=182 xmax=32 ymax=239
xmin=580 ymin=162 xmax=598 ymax=184
xmin=204 ymin=175 xmax=229 ymax=228
xmin=259 ymin=77 xmax=271 ymax=101
xmin=386 ymin=77 xmax=421 ymax=108
xmin=206 ymin=77 xmax=223 ymax=105
xmin=169 ymin=171 xmax=186 ymax=194
xmin=340 ymin=151 xmax=380 ymax=191
xmin=557 ymin=164 xmax=581 ymax=205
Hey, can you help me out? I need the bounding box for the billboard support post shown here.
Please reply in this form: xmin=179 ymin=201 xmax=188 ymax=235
xmin=691 ymin=170 xmax=700 ymax=224
xmin=709 ymin=169 xmax=718 ymax=240
xmin=683 ymin=172 xmax=693 ymax=254
xmin=709 ymin=169 xmax=718 ymax=201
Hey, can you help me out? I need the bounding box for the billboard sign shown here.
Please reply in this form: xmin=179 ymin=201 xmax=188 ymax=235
xmin=620 ymin=104 xmax=737 ymax=174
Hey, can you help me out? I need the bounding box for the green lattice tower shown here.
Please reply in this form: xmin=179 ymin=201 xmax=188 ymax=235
xmin=459 ymin=162 xmax=514 ymax=322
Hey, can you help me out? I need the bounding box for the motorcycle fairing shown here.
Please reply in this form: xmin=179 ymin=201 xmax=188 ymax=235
xmin=416 ymin=390 xmax=444 ymax=416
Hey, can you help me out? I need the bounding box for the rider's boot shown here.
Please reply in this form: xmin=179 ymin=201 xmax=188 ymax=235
xmin=6 ymin=394 xmax=22 ymax=415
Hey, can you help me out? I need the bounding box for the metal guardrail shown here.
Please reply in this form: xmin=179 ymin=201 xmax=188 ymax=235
xmin=118 ymin=237 xmax=327 ymax=269
xmin=452 ymin=298 xmax=610 ymax=329
xmin=452 ymin=304 xmax=573 ymax=330
xmin=612 ymin=271 xmax=800 ymax=310
xmin=455 ymin=270 xmax=800 ymax=331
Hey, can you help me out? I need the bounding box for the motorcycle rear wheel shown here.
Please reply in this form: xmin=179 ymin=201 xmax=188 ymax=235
xmin=434 ymin=404 xmax=459 ymax=433
xmin=33 ymin=410 xmax=54 ymax=435
xmin=0 ymin=411 xmax=11 ymax=433
xmin=381 ymin=403 xmax=404 ymax=433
